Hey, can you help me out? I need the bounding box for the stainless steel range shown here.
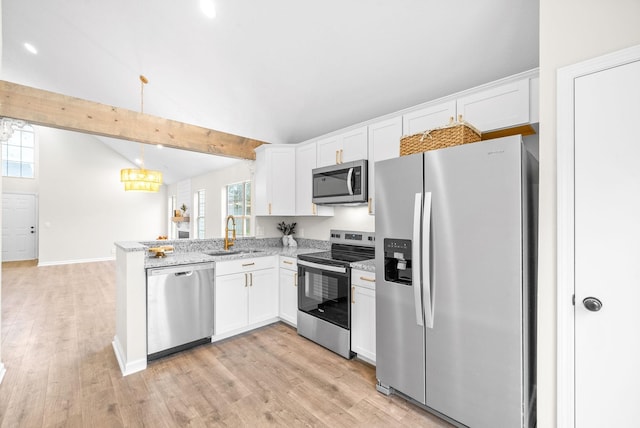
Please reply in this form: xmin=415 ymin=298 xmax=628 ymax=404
xmin=297 ymin=229 xmax=375 ymax=358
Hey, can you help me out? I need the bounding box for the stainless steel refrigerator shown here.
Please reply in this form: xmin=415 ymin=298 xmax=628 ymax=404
xmin=375 ymin=135 xmax=537 ymax=428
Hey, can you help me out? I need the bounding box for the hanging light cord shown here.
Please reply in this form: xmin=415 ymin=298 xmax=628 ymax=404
xmin=139 ymin=75 xmax=148 ymax=169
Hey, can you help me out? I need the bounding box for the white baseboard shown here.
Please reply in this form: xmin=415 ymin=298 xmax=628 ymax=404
xmin=0 ymin=362 xmax=6 ymax=384
xmin=211 ymin=318 xmax=280 ymax=343
xmin=355 ymin=354 xmax=376 ymax=366
xmin=38 ymin=256 xmax=115 ymax=267
xmin=112 ymin=336 xmax=146 ymax=377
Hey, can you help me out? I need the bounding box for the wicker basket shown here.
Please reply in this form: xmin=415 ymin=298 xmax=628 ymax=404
xmin=400 ymin=115 xmax=481 ymax=156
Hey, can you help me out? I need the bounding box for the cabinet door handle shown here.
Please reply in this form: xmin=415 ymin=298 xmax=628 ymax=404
xmin=268 ymin=203 xmax=272 ymax=215
xmin=244 ymin=273 xmax=248 ymax=287
xmin=339 ymin=149 xmax=344 ymax=164
xmin=368 ymin=197 xmax=372 ymax=214
xmin=335 ymin=150 xmax=339 ymax=165
xmin=351 ymin=286 xmax=355 ymax=304
xmin=360 ymin=276 xmax=375 ymax=282
xmin=312 ymin=203 xmax=316 ymax=215
xmin=294 ymin=273 xmax=298 ymax=286
xmin=283 ymin=260 xmax=293 ymax=265
xmin=250 ymin=272 xmax=253 ymax=287
xmin=242 ymin=262 xmax=255 ymax=267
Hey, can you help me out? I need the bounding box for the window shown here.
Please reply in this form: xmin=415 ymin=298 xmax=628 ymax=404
xmin=2 ymin=123 xmax=35 ymax=178
xmin=168 ymin=195 xmax=177 ymax=239
xmin=195 ymin=190 xmax=206 ymax=239
xmin=226 ymin=181 xmax=251 ymax=237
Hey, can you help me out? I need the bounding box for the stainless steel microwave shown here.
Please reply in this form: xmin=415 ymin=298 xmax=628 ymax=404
xmin=312 ymin=159 xmax=368 ymax=205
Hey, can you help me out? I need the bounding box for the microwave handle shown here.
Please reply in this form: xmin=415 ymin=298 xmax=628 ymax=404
xmin=347 ymin=168 xmax=354 ymax=195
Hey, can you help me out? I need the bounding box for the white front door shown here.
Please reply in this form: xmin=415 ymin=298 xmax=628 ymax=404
xmin=1 ymin=193 xmax=37 ymax=261
xmin=574 ymin=58 xmax=640 ymax=426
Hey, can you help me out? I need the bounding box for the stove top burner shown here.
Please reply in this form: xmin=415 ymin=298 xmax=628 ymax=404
xmin=299 ymin=249 xmax=373 ymax=265
xmin=298 ymin=229 xmax=375 ymax=266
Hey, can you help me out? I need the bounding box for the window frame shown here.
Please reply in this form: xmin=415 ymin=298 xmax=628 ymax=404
xmin=225 ymin=180 xmax=251 ymax=237
xmin=2 ymin=123 xmax=35 ymax=179
xmin=195 ymin=189 xmax=206 ymax=239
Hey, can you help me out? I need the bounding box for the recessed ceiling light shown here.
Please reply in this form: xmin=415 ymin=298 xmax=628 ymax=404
xmin=156 ymin=144 xmax=163 ymax=149
xmin=24 ymin=42 xmax=38 ymax=55
xmin=135 ymin=158 xmax=143 ymax=165
xmin=200 ymin=0 xmax=216 ymax=19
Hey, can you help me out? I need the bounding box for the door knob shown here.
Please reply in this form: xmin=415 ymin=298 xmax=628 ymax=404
xmin=583 ymin=297 xmax=603 ymax=312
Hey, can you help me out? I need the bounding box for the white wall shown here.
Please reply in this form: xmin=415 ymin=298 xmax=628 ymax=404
xmin=168 ymin=160 xmax=250 ymax=238
xmin=36 ymin=126 xmax=166 ymax=264
xmin=256 ymin=206 xmax=374 ymax=240
xmin=538 ymin=1 xmax=640 ymax=426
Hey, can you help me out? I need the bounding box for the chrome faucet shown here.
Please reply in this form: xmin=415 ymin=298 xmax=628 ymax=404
xmin=224 ymin=215 xmax=236 ymax=250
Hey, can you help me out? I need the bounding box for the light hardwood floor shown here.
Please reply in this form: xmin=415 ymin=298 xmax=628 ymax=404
xmin=0 ymin=260 xmax=453 ymax=427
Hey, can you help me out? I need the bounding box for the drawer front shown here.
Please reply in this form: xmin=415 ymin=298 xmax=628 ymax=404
xmin=279 ymin=256 xmax=297 ymax=271
xmin=351 ymin=269 xmax=376 ymax=290
xmin=216 ymin=256 xmax=276 ymax=276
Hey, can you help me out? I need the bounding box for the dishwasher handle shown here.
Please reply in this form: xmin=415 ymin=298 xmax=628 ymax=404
xmin=147 ymin=262 xmax=215 ymax=277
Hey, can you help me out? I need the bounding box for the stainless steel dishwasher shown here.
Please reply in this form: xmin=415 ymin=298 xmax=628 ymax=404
xmin=146 ymin=262 xmax=214 ymax=360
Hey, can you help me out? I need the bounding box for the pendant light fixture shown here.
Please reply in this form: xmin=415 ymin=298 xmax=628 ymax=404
xmin=120 ymin=75 xmax=163 ymax=192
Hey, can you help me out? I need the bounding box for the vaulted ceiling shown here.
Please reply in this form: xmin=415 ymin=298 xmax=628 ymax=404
xmin=1 ymin=0 xmax=539 ymax=183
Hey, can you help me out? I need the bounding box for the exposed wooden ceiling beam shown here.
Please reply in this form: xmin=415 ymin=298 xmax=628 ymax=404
xmin=0 ymin=80 xmax=267 ymax=160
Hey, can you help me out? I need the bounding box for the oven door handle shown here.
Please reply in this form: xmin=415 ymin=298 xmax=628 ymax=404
xmin=297 ymin=259 xmax=347 ymax=274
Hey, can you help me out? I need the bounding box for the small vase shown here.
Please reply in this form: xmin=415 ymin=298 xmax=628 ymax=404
xmin=288 ymin=235 xmax=297 ymax=247
xmin=282 ymin=236 xmax=289 ymax=247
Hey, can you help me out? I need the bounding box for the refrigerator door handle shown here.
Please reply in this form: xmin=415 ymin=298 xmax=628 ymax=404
xmin=413 ymin=192 xmax=424 ymax=326
xmin=423 ymin=191 xmax=434 ymax=328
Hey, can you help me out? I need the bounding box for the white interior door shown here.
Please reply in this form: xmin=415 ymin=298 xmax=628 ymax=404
xmin=2 ymin=193 xmax=37 ymax=261
xmin=574 ymin=59 xmax=640 ymax=426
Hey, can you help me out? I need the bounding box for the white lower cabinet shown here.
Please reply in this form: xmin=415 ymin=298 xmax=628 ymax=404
xmin=214 ymin=273 xmax=249 ymax=334
xmin=351 ymin=269 xmax=376 ymax=364
xmin=278 ymin=256 xmax=298 ymax=326
xmin=214 ymin=256 xmax=277 ymax=337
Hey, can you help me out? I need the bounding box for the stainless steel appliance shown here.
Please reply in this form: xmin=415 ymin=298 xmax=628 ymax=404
xmin=297 ymin=230 xmax=375 ymax=358
xmin=312 ymin=159 xmax=368 ymax=204
xmin=375 ymin=135 xmax=537 ymax=428
xmin=146 ymin=262 xmax=215 ymax=360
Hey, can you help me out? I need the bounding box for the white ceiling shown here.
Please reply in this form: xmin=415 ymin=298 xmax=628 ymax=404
xmin=1 ymin=0 xmax=539 ymax=184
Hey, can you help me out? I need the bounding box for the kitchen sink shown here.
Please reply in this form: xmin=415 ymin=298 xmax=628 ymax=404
xmin=203 ymin=249 xmax=265 ymax=257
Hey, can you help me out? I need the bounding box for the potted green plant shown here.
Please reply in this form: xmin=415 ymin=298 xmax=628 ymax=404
xmin=277 ymin=222 xmax=297 ymax=247
xmin=180 ymin=204 xmax=188 ymax=217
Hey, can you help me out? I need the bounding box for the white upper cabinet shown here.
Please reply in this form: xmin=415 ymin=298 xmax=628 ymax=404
xmin=367 ymin=116 xmax=403 ymax=215
xmin=456 ymin=78 xmax=530 ymax=132
xmin=529 ymin=76 xmax=540 ymax=124
xmin=341 ymin=126 xmax=369 ymax=162
xmin=317 ymin=125 xmax=368 ymax=167
xmin=402 ymin=100 xmax=457 ymax=135
xmin=295 ymin=142 xmax=334 ymax=216
xmin=254 ymin=145 xmax=296 ymax=216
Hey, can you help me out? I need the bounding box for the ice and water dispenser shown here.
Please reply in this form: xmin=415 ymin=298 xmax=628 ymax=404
xmin=384 ymin=238 xmax=413 ymax=285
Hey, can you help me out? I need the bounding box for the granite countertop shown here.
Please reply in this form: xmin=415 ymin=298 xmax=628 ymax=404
xmin=144 ymin=246 xmax=326 ymax=268
xmin=115 ymin=236 xmax=331 ymax=269
xmin=350 ymin=259 xmax=375 ymax=273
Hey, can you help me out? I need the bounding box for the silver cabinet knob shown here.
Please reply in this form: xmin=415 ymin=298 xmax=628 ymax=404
xmin=583 ymin=297 xmax=603 ymax=312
